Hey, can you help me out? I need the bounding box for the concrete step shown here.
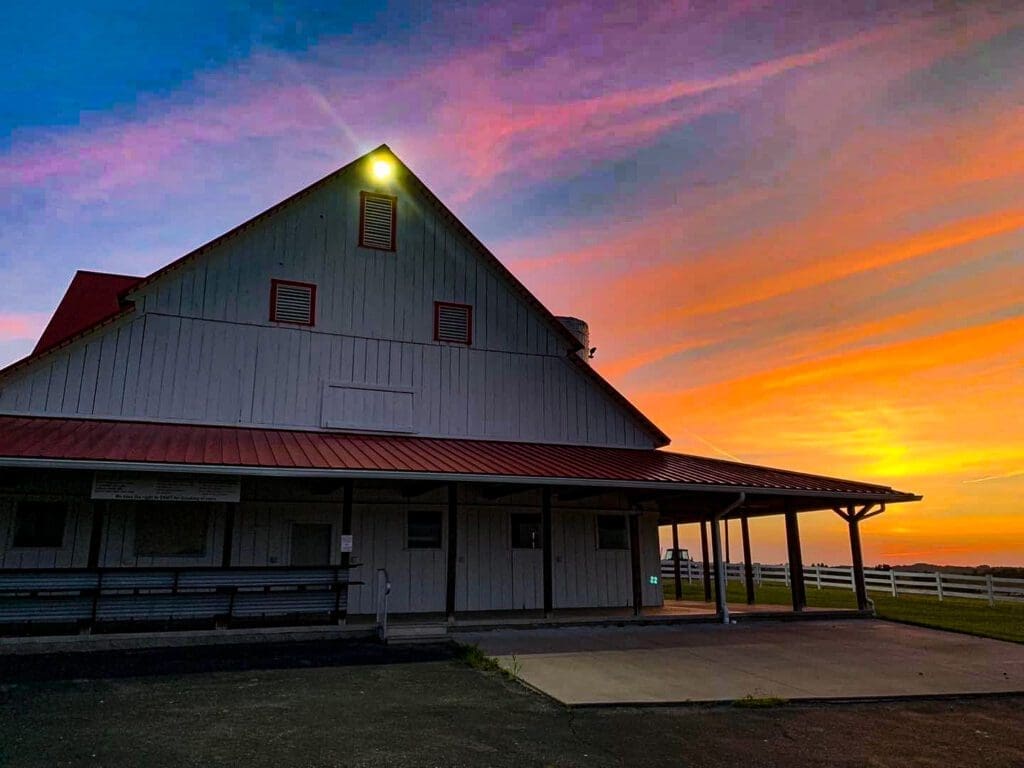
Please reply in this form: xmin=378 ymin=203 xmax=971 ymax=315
xmin=384 ymin=623 xmax=450 ymax=645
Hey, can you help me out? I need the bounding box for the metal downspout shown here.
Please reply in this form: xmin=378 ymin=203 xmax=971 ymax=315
xmin=713 ymin=493 xmax=746 ymax=624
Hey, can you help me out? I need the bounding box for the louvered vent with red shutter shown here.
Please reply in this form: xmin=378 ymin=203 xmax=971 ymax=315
xmin=434 ymin=302 xmax=472 ymax=345
xmin=359 ymin=191 xmax=397 ymax=251
xmin=270 ymin=279 xmax=316 ymax=326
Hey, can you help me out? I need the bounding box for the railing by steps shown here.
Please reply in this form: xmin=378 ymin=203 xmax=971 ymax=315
xmin=661 ymin=560 xmax=1024 ymax=605
xmin=375 ymin=568 xmax=391 ymax=641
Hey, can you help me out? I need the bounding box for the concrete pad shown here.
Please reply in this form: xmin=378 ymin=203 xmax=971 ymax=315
xmin=460 ymin=620 xmax=1024 ymax=706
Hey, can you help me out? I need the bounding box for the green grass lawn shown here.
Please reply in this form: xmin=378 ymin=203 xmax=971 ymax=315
xmin=664 ymin=579 xmax=1024 ymax=643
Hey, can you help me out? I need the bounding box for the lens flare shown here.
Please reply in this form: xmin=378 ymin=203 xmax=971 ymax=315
xmin=371 ymin=158 xmax=393 ymax=180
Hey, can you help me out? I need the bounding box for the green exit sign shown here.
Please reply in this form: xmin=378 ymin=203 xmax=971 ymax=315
xmin=649 ymin=576 xmax=659 ymax=585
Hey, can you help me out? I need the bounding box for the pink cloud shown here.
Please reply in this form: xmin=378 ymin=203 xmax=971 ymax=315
xmin=0 ymin=313 xmax=49 ymax=340
xmin=4 ymin=1 xmax=988 ymax=208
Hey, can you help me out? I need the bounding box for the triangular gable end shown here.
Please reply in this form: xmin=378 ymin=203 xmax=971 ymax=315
xmin=0 ymin=146 xmax=670 ymax=449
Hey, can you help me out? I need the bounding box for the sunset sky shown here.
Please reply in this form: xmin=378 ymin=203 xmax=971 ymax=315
xmin=1 ymin=1 xmax=1021 ymax=566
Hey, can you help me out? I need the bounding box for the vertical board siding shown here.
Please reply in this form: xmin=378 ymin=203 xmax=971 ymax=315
xmin=347 ymin=500 xmax=447 ymax=615
xmin=552 ymin=509 xmax=632 ymax=609
xmin=0 ymin=168 xmax=657 ymax=448
xmin=0 ymin=498 xmax=92 ymax=569
xmin=98 ymin=502 xmax=226 ymax=568
xmin=231 ymin=502 xmax=340 ymax=567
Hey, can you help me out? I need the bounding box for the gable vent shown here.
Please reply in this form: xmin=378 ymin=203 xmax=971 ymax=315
xmin=270 ymin=279 xmax=316 ymax=326
xmin=434 ymin=302 xmax=472 ymax=345
xmin=359 ymin=191 xmax=397 ymax=251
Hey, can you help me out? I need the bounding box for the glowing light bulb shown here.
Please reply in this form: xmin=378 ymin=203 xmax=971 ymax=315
xmin=371 ymin=158 xmax=393 ymax=180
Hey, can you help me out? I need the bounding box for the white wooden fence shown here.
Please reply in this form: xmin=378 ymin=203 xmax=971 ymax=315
xmin=660 ymin=560 xmax=1024 ymax=606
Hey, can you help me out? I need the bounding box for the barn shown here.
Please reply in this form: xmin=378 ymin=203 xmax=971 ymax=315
xmin=0 ymin=146 xmax=919 ymax=636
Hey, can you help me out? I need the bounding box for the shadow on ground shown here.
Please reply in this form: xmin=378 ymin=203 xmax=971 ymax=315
xmin=2 ymin=640 xmax=1024 ymax=767
xmin=0 ymin=639 xmax=454 ymax=683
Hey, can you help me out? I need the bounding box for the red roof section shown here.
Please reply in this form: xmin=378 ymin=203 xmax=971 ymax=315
xmin=0 ymin=416 xmax=918 ymax=500
xmin=33 ymin=271 xmax=141 ymax=355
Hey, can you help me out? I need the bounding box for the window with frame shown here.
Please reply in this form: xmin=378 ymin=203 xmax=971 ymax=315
xmin=511 ymin=513 xmax=543 ymax=549
xmin=134 ymin=504 xmax=210 ymax=557
xmin=434 ymin=302 xmax=473 ymax=345
xmin=270 ymin=279 xmax=316 ymax=326
xmin=407 ymin=509 xmax=443 ymax=549
xmin=596 ymin=515 xmax=628 ymax=550
xmin=11 ymin=501 xmax=67 ymax=548
xmin=359 ymin=191 xmax=397 ymax=251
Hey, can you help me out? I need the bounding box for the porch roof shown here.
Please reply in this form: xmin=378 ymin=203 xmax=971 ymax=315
xmin=0 ymin=415 xmax=919 ymax=505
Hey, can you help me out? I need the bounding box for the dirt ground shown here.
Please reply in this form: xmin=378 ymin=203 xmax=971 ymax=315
xmin=1 ymin=642 xmax=1023 ymax=768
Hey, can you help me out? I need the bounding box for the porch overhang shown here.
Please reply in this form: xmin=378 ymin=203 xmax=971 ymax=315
xmin=0 ymin=415 xmax=921 ymax=516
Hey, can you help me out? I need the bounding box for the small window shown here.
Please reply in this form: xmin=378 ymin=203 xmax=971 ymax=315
xmin=511 ymin=513 xmax=542 ymax=549
xmin=434 ymin=302 xmax=473 ymax=345
xmin=597 ymin=515 xmax=628 ymax=550
xmin=134 ymin=504 xmax=210 ymax=557
xmin=359 ymin=191 xmax=397 ymax=251
xmin=12 ymin=501 xmax=67 ymax=548
xmin=407 ymin=510 xmax=443 ymax=549
xmin=270 ymin=279 xmax=316 ymax=326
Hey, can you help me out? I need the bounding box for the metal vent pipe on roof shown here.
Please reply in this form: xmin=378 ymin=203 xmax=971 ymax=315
xmin=556 ymin=316 xmax=592 ymax=360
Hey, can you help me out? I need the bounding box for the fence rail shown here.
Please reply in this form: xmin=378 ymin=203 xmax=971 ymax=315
xmin=660 ymin=560 xmax=1024 ymax=605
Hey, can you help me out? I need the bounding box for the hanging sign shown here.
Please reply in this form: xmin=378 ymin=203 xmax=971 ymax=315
xmin=91 ymin=472 xmax=241 ymax=503
xmin=340 ymin=535 xmax=354 ymax=553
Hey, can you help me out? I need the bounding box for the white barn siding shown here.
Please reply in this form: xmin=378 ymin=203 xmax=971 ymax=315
xmin=231 ymin=502 xmax=344 ymax=567
xmin=97 ymin=502 xmax=227 ymax=568
xmin=347 ymin=501 xmax=448 ymax=615
xmin=0 ymin=497 xmax=93 ymax=569
xmin=0 ymin=316 xmax=652 ymax=446
xmin=0 ymin=167 xmax=659 ymax=449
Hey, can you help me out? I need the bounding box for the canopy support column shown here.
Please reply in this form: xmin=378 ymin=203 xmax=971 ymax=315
xmin=700 ymin=521 xmax=712 ymax=602
xmin=741 ymin=516 xmax=755 ymax=605
xmin=446 ymin=483 xmax=458 ymax=624
xmin=671 ymin=523 xmax=683 ymax=600
xmin=629 ymin=514 xmax=643 ymax=617
xmin=542 ymin=487 xmax=553 ymax=619
xmin=337 ymin=479 xmax=353 ymax=624
xmin=785 ymin=509 xmax=806 ymax=612
xmin=834 ymin=503 xmax=885 ymax=612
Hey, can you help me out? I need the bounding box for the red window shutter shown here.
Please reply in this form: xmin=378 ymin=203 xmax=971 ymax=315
xmin=434 ymin=302 xmax=472 ymax=345
xmin=359 ymin=191 xmax=397 ymax=251
xmin=270 ymin=279 xmax=316 ymax=326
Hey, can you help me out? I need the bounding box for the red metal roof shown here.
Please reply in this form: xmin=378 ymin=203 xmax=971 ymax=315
xmin=33 ymin=271 xmax=141 ymax=355
xmin=0 ymin=416 xmax=918 ymax=501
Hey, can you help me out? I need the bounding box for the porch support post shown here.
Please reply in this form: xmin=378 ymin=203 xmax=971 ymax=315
xmin=741 ymin=516 xmax=755 ymax=605
xmin=629 ymin=513 xmax=643 ymax=617
xmin=542 ymin=487 xmax=553 ymax=619
xmin=835 ymin=503 xmax=881 ymax=612
xmin=785 ymin=509 xmax=807 ymax=612
xmin=338 ymin=479 xmax=354 ymax=623
xmin=221 ymin=504 xmax=235 ymax=567
xmin=709 ymin=517 xmax=728 ymax=623
xmin=848 ymin=513 xmax=867 ymax=611
xmin=86 ymin=501 xmax=105 ymax=569
xmin=446 ymin=483 xmax=458 ymax=624
xmin=671 ymin=523 xmax=683 ymax=600
xmin=700 ymin=521 xmax=712 ymax=602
